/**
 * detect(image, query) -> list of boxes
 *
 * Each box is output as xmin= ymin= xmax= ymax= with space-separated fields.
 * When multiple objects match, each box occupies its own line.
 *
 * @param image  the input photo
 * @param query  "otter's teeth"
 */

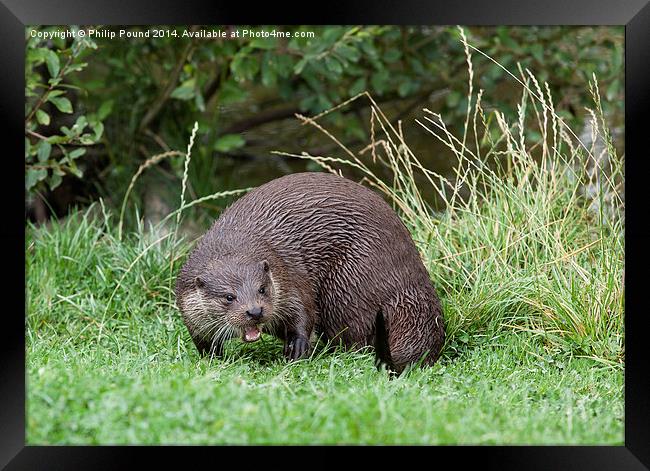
xmin=244 ymin=326 xmax=261 ymax=342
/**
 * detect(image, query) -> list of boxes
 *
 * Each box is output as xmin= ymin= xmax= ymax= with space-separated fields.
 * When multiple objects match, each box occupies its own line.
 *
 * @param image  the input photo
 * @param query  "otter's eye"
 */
xmin=225 ymin=294 xmax=235 ymax=303
xmin=258 ymin=286 xmax=266 ymax=294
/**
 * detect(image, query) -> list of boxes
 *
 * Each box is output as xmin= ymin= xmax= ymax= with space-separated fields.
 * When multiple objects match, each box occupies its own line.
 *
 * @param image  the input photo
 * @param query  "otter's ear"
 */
xmin=195 ymin=276 xmax=205 ymax=288
xmin=261 ymin=260 xmax=269 ymax=272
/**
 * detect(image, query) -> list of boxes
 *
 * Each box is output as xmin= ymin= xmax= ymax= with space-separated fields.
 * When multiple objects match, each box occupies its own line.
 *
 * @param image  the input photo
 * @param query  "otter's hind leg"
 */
xmin=379 ymin=299 xmax=444 ymax=374
xmin=374 ymin=310 xmax=394 ymax=370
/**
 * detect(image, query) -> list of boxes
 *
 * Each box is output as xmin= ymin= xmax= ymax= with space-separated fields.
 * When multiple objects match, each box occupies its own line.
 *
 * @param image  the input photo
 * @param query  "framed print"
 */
xmin=3 ymin=0 xmax=649 ymax=468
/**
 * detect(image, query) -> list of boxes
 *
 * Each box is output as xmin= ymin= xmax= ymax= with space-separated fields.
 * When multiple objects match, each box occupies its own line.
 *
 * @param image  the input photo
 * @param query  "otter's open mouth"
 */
xmin=242 ymin=325 xmax=262 ymax=342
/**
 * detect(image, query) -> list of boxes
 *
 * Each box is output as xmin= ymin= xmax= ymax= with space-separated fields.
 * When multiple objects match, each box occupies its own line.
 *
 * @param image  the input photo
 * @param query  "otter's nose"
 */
xmin=246 ymin=306 xmax=263 ymax=320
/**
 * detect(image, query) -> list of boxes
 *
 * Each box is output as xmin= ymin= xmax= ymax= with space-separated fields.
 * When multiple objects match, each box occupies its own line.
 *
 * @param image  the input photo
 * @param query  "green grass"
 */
xmin=27 ymin=324 xmax=623 ymax=444
xmin=25 ymin=171 xmax=624 ymax=445
xmin=26 ymin=209 xmax=622 ymax=444
xmin=26 ymin=37 xmax=624 ymax=444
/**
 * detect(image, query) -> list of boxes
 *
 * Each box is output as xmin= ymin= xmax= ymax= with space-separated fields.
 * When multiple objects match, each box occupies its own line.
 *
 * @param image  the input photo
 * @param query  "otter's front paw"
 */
xmin=284 ymin=336 xmax=310 ymax=361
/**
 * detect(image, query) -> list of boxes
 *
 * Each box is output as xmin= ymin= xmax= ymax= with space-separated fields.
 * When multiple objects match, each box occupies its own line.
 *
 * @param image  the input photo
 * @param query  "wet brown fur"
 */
xmin=175 ymin=172 xmax=445 ymax=373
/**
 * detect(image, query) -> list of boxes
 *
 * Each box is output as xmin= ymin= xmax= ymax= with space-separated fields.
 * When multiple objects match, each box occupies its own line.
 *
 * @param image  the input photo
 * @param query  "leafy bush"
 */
xmin=25 ymin=27 xmax=107 ymax=195
xmin=23 ymin=25 xmax=622 ymax=226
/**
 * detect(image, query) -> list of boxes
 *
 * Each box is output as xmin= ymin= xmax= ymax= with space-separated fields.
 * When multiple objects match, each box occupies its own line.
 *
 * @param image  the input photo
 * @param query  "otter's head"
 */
xmin=192 ymin=256 xmax=275 ymax=343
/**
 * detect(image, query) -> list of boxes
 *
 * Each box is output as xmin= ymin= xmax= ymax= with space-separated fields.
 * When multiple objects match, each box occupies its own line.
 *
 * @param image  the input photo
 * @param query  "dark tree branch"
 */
xmin=306 ymin=88 xmax=446 ymax=157
xmin=222 ymin=106 xmax=302 ymax=135
xmin=203 ymin=75 xmax=221 ymax=105
xmin=138 ymin=26 xmax=199 ymax=132
xmin=220 ymin=87 xmax=440 ymax=137
xmin=203 ymin=47 xmax=234 ymax=105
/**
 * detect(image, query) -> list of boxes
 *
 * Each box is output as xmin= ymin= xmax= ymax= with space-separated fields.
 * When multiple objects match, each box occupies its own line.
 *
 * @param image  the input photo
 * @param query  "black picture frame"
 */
xmin=3 ymin=1 xmax=649 ymax=468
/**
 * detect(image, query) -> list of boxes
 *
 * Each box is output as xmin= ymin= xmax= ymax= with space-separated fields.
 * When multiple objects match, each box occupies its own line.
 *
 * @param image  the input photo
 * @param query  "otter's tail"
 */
xmin=374 ymin=310 xmax=394 ymax=371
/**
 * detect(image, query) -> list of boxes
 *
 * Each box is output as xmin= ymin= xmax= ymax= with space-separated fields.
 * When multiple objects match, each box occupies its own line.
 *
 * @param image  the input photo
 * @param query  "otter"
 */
xmin=175 ymin=172 xmax=444 ymax=373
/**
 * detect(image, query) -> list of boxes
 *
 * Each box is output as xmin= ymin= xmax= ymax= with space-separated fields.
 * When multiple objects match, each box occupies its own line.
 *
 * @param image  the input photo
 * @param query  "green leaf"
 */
xmin=348 ymin=77 xmax=366 ymax=96
xmin=52 ymin=165 xmax=66 ymax=176
xmin=446 ymin=90 xmax=461 ymax=108
xmin=345 ymin=118 xmax=366 ymax=141
xmin=45 ymin=50 xmax=60 ymax=78
xmin=250 ymin=38 xmax=278 ymax=50
xmin=48 ymin=96 xmax=73 ymax=114
xmin=68 ymin=160 xmax=83 ymax=178
xmin=214 ymin=134 xmax=245 ymax=153
xmin=606 ymin=79 xmax=619 ymax=101
xmin=359 ymin=40 xmax=378 ymax=59
xmin=409 ymin=57 xmax=426 ymax=75
xmin=261 ymin=56 xmax=277 ymax=87
xmin=325 ymin=26 xmax=346 ymax=43
xmin=37 ymin=141 xmax=52 ymax=163
xmin=497 ymin=29 xmax=518 ymax=50
xmin=66 ymin=62 xmax=88 ymax=73
xmin=335 ymin=44 xmax=361 ymax=63
xmin=528 ymin=130 xmax=542 ymax=142
xmin=68 ymin=148 xmax=87 ymax=160
xmin=274 ymin=55 xmax=293 ymax=78
xmin=51 ymin=35 xmax=66 ymax=50
xmin=79 ymin=134 xmax=95 ymax=145
xmin=299 ymin=95 xmax=318 ymax=112
xmin=219 ymin=80 xmax=249 ymax=105
xmin=26 ymin=168 xmax=47 ymax=190
xmin=370 ymin=69 xmax=390 ymax=95
xmin=194 ymin=92 xmax=205 ymax=112
xmin=293 ymin=57 xmax=309 ymax=75
xmin=26 ymin=48 xmax=48 ymax=64
xmin=324 ymin=56 xmax=343 ymax=75
xmin=531 ymin=44 xmax=544 ymax=63
xmin=73 ymin=115 xmax=88 ymax=132
xmin=97 ymin=100 xmax=114 ymax=120
xmin=46 ymin=135 xmax=67 ymax=144
xmin=60 ymin=126 xmax=74 ymax=138
xmin=84 ymin=79 xmax=107 ymax=91
xmin=47 ymin=90 xmax=65 ymax=99
xmin=230 ymin=52 xmax=259 ymax=81
xmin=315 ymin=95 xmax=333 ymax=113
xmin=48 ymin=173 xmax=63 ymax=190
xmin=35 ymin=109 xmax=50 ymax=126
xmin=398 ymin=80 xmax=412 ymax=97
xmin=170 ymin=78 xmax=196 ymax=100
xmin=383 ymin=48 xmax=401 ymax=63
